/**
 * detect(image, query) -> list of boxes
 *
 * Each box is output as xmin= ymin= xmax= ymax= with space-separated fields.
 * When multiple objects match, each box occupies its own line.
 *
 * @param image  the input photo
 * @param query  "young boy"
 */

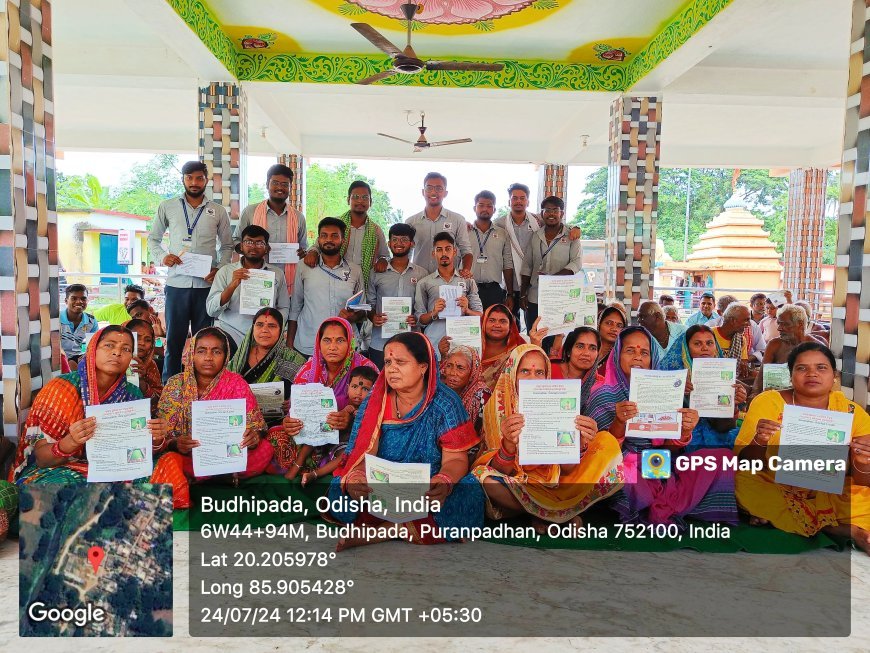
xmin=299 ymin=366 xmax=378 ymax=485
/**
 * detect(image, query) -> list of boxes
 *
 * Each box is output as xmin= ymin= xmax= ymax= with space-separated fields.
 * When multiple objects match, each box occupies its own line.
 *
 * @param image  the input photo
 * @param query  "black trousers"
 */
xmin=477 ymin=281 xmax=506 ymax=312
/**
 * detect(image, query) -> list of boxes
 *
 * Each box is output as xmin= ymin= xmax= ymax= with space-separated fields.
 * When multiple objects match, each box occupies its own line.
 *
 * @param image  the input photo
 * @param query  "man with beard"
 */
xmin=405 ymin=172 xmax=473 ymax=275
xmin=287 ymin=217 xmax=365 ymax=358
xmin=366 ymin=223 xmax=428 ymax=368
xmin=236 ymin=164 xmax=308 ymax=298
xmin=415 ymin=232 xmax=483 ymax=359
xmin=148 ymin=160 xmax=233 ymax=381
xmin=469 ymin=190 xmax=514 ymax=311
xmin=207 ymin=225 xmax=289 ymax=348
xmin=751 ymin=304 xmax=820 ymax=397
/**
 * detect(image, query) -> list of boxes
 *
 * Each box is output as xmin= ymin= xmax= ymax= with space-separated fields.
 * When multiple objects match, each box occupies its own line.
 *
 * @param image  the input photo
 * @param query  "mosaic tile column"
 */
xmin=605 ymin=96 xmax=661 ymax=320
xmin=832 ymin=0 xmax=870 ymax=410
xmin=537 ymin=163 xmax=567 ymax=201
xmin=0 ymin=0 xmax=59 ymax=443
xmin=783 ymin=168 xmax=827 ymax=313
xmin=198 ymin=82 xmax=247 ymax=225
xmin=277 ymin=153 xmax=305 ymax=213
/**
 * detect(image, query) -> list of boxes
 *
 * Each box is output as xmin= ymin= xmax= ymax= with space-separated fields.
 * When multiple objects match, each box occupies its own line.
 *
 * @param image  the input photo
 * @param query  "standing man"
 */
xmin=367 ymin=223 xmax=428 ymax=368
xmin=207 ymin=225 xmax=290 ymax=348
xmin=60 ymin=284 xmax=98 ymax=364
xmin=519 ymin=196 xmax=583 ymax=333
xmin=495 ymin=183 xmax=539 ymax=328
xmin=469 ymin=190 xmax=514 ymax=311
xmin=287 ymin=217 xmax=365 ymax=358
xmin=685 ymin=291 xmax=717 ymax=327
xmin=148 ymin=160 xmax=233 ymax=381
xmin=236 ymin=163 xmax=308 ymax=300
xmin=405 ymin=172 xmax=473 ymax=276
xmin=415 ymin=232 xmax=483 ymax=358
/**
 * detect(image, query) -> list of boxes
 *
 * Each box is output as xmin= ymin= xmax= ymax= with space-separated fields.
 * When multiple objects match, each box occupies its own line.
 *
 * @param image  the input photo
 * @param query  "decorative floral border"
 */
xmin=167 ymin=0 xmax=734 ymax=92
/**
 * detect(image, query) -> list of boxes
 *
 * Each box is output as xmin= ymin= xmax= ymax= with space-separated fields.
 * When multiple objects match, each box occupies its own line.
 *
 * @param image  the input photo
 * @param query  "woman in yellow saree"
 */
xmin=472 ymin=343 xmax=625 ymax=532
xmin=735 ymin=341 xmax=870 ymax=553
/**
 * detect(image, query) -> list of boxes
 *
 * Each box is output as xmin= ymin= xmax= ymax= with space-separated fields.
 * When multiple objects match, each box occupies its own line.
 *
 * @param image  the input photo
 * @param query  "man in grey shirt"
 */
xmin=469 ymin=190 xmax=514 ymax=311
xmin=148 ymin=161 xmax=233 ymax=381
xmin=206 ymin=225 xmax=289 ymax=348
xmin=415 ymin=231 xmax=483 ymax=360
xmin=287 ymin=217 xmax=366 ymax=358
xmin=405 ymin=172 xmax=473 ymax=276
xmin=367 ymin=223 xmax=428 ymax=368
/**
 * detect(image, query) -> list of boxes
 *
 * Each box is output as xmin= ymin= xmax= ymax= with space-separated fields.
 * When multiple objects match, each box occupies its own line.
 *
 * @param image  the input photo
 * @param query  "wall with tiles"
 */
xmin=0 ymin=0 xmax=58 ymax=442
xmin=832 ymin=0 xmax=870 ymax=410
xmin=605 ymin=95 xmax=661 ymax=320
xmin=783 ymin=168 xmax=828 ymax=313
xmin=277 ymin=153 xmax=305 ymax=214
xmin=537 ymin=163 xmax=567 ymax=202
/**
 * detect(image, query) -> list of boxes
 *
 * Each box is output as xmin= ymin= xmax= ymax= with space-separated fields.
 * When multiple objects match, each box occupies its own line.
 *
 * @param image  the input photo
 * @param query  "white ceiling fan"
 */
xmin=378 ymin=111 xmax=472 ymax=152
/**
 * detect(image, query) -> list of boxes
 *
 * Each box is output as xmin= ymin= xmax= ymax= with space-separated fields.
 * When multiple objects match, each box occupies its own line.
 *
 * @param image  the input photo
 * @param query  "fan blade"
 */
xmin=377 ymin=133 xmax=416 ymax=145
xmin=351 ymin=23 xmax=403 ymax=57
xmin=426 ymin=61 xmax=504 ymax=72
xmin=429 ymin=138 xmax=473 ymax=147
xmin=356 ymin=70 xmax=398 ymax=85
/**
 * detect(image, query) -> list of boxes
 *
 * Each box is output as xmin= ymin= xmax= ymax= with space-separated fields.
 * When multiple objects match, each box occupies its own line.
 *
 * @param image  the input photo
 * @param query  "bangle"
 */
xmin=431 ymin=472 xmax=454 ymax=493
xmin=153 ymin=434 xmax=167 ymax=451
xmin=852 ymin=458 xmax=870 ymax=474
xmin=51 ymin=438 xmax=79 ymax=459
xmin=495 ymin=447 xmax=516 ymax=464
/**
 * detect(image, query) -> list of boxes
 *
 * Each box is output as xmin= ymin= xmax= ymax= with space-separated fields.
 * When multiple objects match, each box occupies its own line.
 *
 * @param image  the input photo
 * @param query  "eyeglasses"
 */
xmin=350 ymin=194 xmax=370 ymax=201
xmin=424 ymin=185 xmax=446 ymax=192
xmin=541 ymin=208 xmax=563 ymax=215
xmin=390 ymin=237 xmax=412 ymax=244
xmin=242 ymin=239 xmax=268 ymax=247
xmin=269 ymin=181 xmax=291 ymax=189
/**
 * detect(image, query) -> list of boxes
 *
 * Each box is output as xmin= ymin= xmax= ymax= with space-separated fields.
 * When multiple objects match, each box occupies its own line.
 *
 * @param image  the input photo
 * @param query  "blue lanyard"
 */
xmin=540 ymin=227 xmax=564 ymax=262
xmin=474 ymin=227 xmax=494 ymax=255
xmin=318 ymin=259 xmax=349 ymax=282
xmin=181 ymin=199 xmax=207 ymax=237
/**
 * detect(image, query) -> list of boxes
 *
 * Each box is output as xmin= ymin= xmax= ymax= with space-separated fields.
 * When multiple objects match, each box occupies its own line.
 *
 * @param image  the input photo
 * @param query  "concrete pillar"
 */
xmin=537 ymin=163 xmax=567 ymax=203
xmin=198 ymin=82 xmax=247 ymax=229
xmin=832 ymin=0 xmax=870 ymax=409
xmin=783 ymin=168 xmax=828 ymax=313
xmin=0 ymin=0 xmax=59 ymax=442
xmin=277 ymin=153 xmax=305 ymax=214
xmin=605 ymin=96 xmax=661 ymax=320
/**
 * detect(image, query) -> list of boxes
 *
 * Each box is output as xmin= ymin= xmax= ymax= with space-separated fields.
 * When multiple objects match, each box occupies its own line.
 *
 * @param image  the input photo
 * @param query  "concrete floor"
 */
xmin=2 ymin=531 xmax=869 ymax=652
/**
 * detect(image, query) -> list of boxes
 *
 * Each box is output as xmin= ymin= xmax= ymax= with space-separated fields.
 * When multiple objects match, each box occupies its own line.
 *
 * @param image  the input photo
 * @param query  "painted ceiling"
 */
xmin=166 ymin=0 xmax=733 ymax=91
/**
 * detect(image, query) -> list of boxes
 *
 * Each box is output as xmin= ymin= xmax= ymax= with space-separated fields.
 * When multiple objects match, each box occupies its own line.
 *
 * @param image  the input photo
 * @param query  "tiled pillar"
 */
xmin=832 ymin=0 xmax=870 ymax=409
xmin=783 ymin=168 xmax=827 ymax=313
xmin=277 ymin=153 xmax=305 ymax=213
xmin=605 ymin=96 xmax=661 ymax=320
xmin=198 ymin=82 xmax=247 ymax=228
xmin=537 ymin=163 xmax=567 ymax=202
xmin=0 ymin=0 xmax=59 ymax=442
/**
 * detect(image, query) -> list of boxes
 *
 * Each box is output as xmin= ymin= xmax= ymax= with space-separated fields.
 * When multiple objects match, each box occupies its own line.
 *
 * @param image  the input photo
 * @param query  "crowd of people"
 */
xmin=5 ymin=160 xmax=870 ymax=555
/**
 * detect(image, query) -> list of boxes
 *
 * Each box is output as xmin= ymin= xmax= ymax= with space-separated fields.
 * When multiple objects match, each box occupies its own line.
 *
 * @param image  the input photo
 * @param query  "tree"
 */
xmin=570 ymin=167 xmax=607 ymax=239
xmin=112 ymin=154 xmax=184 ymax=218
xmin=248 ymin=183 xmax=266 ymax=204
xmin=56 ymin=173 xmax=112 ymax=210
xmin=304 ymin=162 xmax=398 ymax=232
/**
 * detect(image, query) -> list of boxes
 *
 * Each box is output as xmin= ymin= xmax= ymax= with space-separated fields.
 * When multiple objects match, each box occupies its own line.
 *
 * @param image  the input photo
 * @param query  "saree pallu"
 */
xmin=733 ymin=390 xmax=870 ymax=535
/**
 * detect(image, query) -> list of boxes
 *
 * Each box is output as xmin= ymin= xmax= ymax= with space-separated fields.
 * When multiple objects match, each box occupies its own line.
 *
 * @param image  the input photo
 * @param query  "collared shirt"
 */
xmin=651 ymin=320 xmax=687 ymax=359
xmin=93 ymin=303 xmax=131 ymax=325
xmin=405 ymin=207 xmax=473 ymax=273
xmin=469 ymin=222 xmax=513 ymax=285
xmin=205 ymin=259 xmax=290 ymax=347
xmin=520 ymin=225 xmax=583 ymax=303
xmin=288 ymin=257 xmax=362 ymax=356
xmin=367 ymin=259 xmax=428 ymax=352
xmin=494 ymin=211 xmax=540 ymax=291
xmin=148 ymin=196 xmax=233 ymax=288
xmin=685 ymin=310 xmax=717 ymax=327
xmin=59 ymin=309 xmax=98 ymax=358
xmin=236 ymin=202 xmax=308 ymax=252
xmin=414 ymin=270 xmax=483 ymax=353
xmin=344 ymin=220 xmax=389 ymax=268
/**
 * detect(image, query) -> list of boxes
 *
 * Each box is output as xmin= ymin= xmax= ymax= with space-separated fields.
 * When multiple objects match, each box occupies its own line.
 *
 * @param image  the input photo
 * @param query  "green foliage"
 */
xmin=248 ymin=183 xmax=266 ymax=204
xmin=304 ymin=162 xmax=399 ymax=233
xmin=56 ymin=173 xmax=112 ymax=210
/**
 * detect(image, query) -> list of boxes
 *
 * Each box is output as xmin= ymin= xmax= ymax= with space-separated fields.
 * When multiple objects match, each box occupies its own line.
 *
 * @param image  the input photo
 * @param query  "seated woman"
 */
xmin=227 ymin=307 xmax=305 ymax=426
xmin=276 ymin=317 xmax=377 ymax=480
xmin=479 ymin=304 xmax=526 ymax=392
xmin=124 ymin=318 xmax=163 ymax=416
xmin=328 ymin=331 xmax=484 ymax=549
xmin=12 ymin=326 xmax=167 ymax=485
xmin=473 ymin=344 xmax=624 ymax=533
xmin=151 ymin=327 xmax=272 ymax=509
xmin=531 ymin=325 xmax=602 ymax=413
xmin=735 ymin=341 xmax=870 ymax=552
xmin=440 ymin=343 xmax=489 ymax=439
xmin=681 ymin=324 xmax=747 ymax=451
xmin=596 ymin=304 xmax=627 ymax=375
xmin=585 ymin=326 xmax=737 ymax=526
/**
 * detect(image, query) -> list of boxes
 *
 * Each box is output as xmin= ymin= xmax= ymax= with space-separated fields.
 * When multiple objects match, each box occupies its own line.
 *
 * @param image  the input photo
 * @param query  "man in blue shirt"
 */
xmin=685 ymin=291 xmax=717 ymax=327
xmin=60 ymin=284 xmax=98 ymax=363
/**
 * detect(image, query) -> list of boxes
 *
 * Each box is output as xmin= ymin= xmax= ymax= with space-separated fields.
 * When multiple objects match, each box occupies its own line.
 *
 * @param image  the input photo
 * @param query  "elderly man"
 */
xmin=637 ymin=300 xmax=685 ymax=359
xmin=751 ymin=304 xmax=820 ymax=397
xmin=712 ymin=303 xmax=753 ymax=380
xmin=708 ymin=294 xmax=766 ymax=361
xmin=685 ymin=291 xmax=716 ymax=327
xmin=663 ymin=305 xmax=681 ymax=324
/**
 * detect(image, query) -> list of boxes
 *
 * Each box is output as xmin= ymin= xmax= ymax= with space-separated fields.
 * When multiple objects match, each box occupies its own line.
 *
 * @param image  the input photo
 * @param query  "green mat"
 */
xmin=173 ymin=476 xmax=845 ymax=554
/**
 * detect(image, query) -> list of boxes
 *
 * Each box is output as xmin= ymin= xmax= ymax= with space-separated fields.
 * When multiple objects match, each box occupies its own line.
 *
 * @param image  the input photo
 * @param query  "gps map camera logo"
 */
xmin=641 ymin=449 xmax=671 ymax=480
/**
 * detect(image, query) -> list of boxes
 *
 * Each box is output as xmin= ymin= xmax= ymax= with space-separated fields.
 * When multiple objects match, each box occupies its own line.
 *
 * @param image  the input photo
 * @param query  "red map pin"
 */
xmin=87 ymin=545 xmax=105 ymax=573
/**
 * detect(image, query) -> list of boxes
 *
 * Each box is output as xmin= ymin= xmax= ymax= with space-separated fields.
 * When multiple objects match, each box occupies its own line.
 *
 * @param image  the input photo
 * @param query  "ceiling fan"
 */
xmin=351 ymin=2 xmax=504 ymax=85
xmin=378 ymin=111 xmax=472 ymax=152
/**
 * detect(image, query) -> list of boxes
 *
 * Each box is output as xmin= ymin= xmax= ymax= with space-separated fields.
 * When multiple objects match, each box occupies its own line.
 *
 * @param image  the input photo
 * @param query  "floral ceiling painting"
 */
xmin=345 ymin=1 xmax=541 ymax=24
